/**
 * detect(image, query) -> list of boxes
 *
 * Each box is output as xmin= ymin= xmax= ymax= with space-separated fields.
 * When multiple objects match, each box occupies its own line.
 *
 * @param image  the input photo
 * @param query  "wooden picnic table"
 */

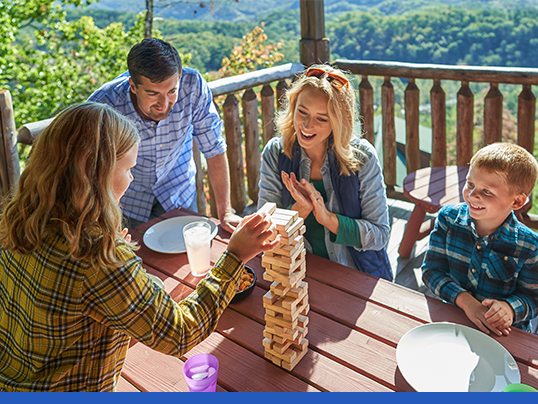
xmin=117 ymin=208 xmax=538 ymax=392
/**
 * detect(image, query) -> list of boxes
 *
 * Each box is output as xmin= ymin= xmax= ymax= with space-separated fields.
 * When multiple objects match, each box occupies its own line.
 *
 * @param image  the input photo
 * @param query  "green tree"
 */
xmin=1 ymin=0 xmax=146 ymax=126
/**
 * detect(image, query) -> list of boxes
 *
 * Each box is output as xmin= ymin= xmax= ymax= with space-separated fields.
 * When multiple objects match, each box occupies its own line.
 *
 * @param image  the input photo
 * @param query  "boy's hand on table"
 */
xmin=456 ymin=292 xmax=505 ymax=336
xmin=483 ymin=299 xmax=514 ymax=336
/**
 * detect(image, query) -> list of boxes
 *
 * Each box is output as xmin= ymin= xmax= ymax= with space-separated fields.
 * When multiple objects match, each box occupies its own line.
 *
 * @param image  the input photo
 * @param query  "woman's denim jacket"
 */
xmin=258 ymin=137 xmax=392 ymax=281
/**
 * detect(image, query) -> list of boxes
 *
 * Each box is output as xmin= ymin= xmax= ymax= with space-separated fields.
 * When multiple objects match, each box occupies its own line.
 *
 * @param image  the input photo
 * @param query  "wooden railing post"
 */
xmin=0 ymin=90 xmax=19 ymax=197
xmin=242 ymin=88 xmax=261 ymax=205
xmin=457 ymin=81 xmax=474 ymax=166
xmin=404 ymin=78 xmax=420 ymax=173
xmin=359 ymin=75 xmax=374 ymax=145
xmin=517 ymin=84 xmax=536 ymax=153
xmin=261 ymin=84 xmax=275 ymax=146
xmin=276 ymin=79 xmax=289 ymax=112
xmin=484 ymin=83 xmax=503 ymax=145
xmin=430 ymin=79 xmax=446 ymax=167
xmin=223 ymin=93 xmax=247 ymax=214
xmin=382 ymin=77 xmax=396 ymax=191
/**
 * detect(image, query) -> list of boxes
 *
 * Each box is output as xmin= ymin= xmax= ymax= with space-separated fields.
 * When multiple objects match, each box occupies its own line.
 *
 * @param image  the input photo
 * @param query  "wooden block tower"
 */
xmin=258 ymin=202 xmax=309 ymax=371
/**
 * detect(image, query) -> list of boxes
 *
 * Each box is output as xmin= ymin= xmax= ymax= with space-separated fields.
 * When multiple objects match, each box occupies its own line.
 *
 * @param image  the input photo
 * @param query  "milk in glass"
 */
xmin=183 ymin=221 xmax=211 ymax=277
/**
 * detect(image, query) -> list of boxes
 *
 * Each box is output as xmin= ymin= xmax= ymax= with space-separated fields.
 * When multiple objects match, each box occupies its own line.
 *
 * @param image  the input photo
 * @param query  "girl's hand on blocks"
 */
xmin=456 ymin=292 xmax=504 ymax=336
xmin=483 ymin=299 xmax=514 ymax=336
xmin=227 ymin=213 xmax=280 ymax=264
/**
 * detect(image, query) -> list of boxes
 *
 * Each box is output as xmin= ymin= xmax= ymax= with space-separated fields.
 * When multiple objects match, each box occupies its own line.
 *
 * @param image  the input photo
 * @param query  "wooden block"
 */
xmin=262 ymin=337 xmax=274 ymax=350
xmin=287 ymin=282 xmax=308 ymax=300
xmin=263 ymin=290 xmax=279 ymax=306
xmin=262 ymin=250 xmax=306 ymax=270
xmin=273 ymin=208 xmax=299 ymax=220
xmin=271 ymin=241 xmax=304 ymax=258
xmin=264 ymin=263 xmax=305 ymax=288
xmin=265 ymin=324 xmax=299 ymax=341
xmin=298 ymin=314 xmax=309 ymax=328
xmin=291 ymin=337 xmax=309 ymax=352
xmin=264 ymin=351 xmax=282 ymax=367
xmin=263 ymin=330 xmax=286 ymax=345
xmin=265 ymin=345 xmax=298 ymax=363
xmin=265 ymin=312 xmax=298 ymax=330
xmin=292 ymin=326 xmax=308 ymax=344
xmin=273 ymin=338 xmax=293 ymax=355
xmin=272 ymin=215 xmax=295 ymax=232
xmin=281 ymin=343 xmax=309 ymax=371
xmin=258 ymin=202 xmax=277 ymax=216
xmin=281 ymin=217 xmax=304 ymax=236
xmin=266 ymin=308 xmax=277 ymax=317
xmin=270 ymin=281 xmax=291 ymax=297
xmin=282 ymin=283 xmax=308 ymax=309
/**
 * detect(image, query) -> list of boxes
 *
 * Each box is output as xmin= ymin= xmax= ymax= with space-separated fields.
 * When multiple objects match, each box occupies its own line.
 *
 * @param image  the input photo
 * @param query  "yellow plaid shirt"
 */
xmin=0 ymin=232 xmax=244 ymax=391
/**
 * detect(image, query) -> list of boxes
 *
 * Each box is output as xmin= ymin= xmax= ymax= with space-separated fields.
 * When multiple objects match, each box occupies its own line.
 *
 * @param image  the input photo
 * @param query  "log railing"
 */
xmin=7 ymin=60 xmax=538 ymax=222
xmin=333 ymin=60 xmax=538 ymax=212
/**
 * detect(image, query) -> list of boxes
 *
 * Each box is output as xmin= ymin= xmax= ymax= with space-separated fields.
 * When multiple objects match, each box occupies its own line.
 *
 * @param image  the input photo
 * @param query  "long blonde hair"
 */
xmin=277 ymin=64 xmax=363 ymax=175
xmin=0 ymin=102 xmax=140 ymax=267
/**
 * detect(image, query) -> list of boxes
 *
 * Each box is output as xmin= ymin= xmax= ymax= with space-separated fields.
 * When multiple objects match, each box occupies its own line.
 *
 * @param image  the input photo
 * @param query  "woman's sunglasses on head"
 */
xmin=305 ymin=67 xmax=349 ymax=90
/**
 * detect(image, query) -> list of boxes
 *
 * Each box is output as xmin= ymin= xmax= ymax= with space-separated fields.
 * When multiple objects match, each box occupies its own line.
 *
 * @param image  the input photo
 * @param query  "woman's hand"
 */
xmin=227 ymin=213 xmax=280 ymax=264
xmin=281 ymin=171 xmax=313 ymax=219
xmin=301 ymin=179 xmax=340 ymax=235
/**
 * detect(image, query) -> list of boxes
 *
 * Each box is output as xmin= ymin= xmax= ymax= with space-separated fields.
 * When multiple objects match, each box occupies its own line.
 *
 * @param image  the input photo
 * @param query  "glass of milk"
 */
xmin=183 ymin=221 xmax=212 ymax=277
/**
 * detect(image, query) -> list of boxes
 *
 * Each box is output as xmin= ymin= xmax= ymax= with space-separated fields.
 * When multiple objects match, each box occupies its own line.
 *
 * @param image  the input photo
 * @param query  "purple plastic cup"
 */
xmin=182 ymin=353 xmax=219 ymax=392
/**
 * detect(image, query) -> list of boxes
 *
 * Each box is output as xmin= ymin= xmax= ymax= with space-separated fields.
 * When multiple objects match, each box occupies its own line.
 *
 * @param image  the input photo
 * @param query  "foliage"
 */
xmin=219 ymin=23 xmax=284 ymax=77
xmin=1 ymin=0 xmax=149 ymax=127
xmin=328 ymin=6 xmax=538 ymax=68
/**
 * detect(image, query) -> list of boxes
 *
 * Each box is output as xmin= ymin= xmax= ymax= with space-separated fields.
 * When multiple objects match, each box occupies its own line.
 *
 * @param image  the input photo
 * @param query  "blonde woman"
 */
xmin=258 ymin=65 xmax=392 ymax=280
xmin=0 ymin=102 xmax=278 ymax=391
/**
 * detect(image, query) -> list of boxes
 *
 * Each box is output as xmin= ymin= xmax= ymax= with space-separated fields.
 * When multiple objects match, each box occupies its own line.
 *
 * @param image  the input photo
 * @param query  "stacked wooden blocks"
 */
xmin=259 ymin=202 xmax=309 ymax=371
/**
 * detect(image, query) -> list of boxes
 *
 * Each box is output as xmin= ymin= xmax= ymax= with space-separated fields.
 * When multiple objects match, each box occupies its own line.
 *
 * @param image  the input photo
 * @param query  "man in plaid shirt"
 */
xmin=422 ymin=143 xmax=538 ymax=335
xmin=88 ymin=38 xmax=241 ymax=232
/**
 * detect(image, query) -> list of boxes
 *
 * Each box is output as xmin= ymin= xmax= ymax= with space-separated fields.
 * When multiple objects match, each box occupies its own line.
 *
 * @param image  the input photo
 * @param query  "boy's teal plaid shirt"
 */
xmin=422 ymin=203 xmax=538 ymax=332
xmin=0 ymin=233 xmax=243 ymax=391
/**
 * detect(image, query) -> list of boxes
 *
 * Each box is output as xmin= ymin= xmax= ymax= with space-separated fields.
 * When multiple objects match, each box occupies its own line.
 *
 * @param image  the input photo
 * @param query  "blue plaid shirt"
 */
xmin=87 ymin=69 xmax=226 ymax=222
xmin=421 ymin=203 xmax=538 ymax=332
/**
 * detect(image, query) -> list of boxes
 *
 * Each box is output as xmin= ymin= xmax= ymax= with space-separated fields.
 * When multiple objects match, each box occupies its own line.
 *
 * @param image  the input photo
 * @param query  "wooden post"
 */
xmin=405 ymin=78 xmax=420 ymax=174
xmin=382 ymin=77 xmax=396 ymax=191
xmin=242 ymin=88 xmax=261 ymax=205
xmin=0 ymin=90 xmax=20 ymax=197
xmin=359 ymin=75 xmax=374 ymax=145
xmin=484 ymin=83 xmax=503 ymax=145
xmin=299 ymin=0 xmax=330 ymax=66
xmin=430 ymin=79 xmax=446 ymax=167
xmin=223 ymin=93 xmax=247 ymax=214
xmin=457 ymin=81 xmax=474 ymax=166
xmin=261 ymin=84 xmax=275 ymax=146
xmin=517 ymin=84 xmax=536 ymax=153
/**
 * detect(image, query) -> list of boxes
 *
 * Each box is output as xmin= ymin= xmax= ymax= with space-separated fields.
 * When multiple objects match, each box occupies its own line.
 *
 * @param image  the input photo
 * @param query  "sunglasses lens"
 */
xmin=306 ymin=67 xmax=348 ymax=89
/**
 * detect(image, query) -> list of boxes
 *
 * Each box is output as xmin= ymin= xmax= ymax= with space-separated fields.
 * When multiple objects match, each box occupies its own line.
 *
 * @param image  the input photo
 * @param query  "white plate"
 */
xmin=143 ymin=216 xmax=218 ymax=254
xmin=396 ymin=322 xmax=520 ymax=392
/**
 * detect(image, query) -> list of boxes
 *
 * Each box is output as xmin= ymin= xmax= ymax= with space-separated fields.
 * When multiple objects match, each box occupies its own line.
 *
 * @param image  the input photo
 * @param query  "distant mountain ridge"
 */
xmin=88 ymin=0 xmax=538 ymax=21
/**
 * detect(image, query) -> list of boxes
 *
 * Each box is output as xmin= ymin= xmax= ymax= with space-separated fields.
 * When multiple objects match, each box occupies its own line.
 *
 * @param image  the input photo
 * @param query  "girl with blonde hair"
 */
xmin=258 ymin=65 xmax=391 ymax=280
xmin=0 ymin=102 xmax=278 ymax=391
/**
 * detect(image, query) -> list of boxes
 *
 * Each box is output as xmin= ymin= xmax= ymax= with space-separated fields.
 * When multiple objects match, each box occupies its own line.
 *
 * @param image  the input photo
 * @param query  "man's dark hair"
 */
xmin=127 ymin=38 xmax=182 ymax=85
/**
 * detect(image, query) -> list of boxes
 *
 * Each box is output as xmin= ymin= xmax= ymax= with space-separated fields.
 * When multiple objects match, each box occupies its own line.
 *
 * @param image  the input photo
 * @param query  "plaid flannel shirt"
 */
xmin=87 ymin=68 xmax=226 ymax=222
xmin=0 ymin=233 xmax=243 ymax=391
xmin=421 ymin=203 xmax=538 ymax=332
